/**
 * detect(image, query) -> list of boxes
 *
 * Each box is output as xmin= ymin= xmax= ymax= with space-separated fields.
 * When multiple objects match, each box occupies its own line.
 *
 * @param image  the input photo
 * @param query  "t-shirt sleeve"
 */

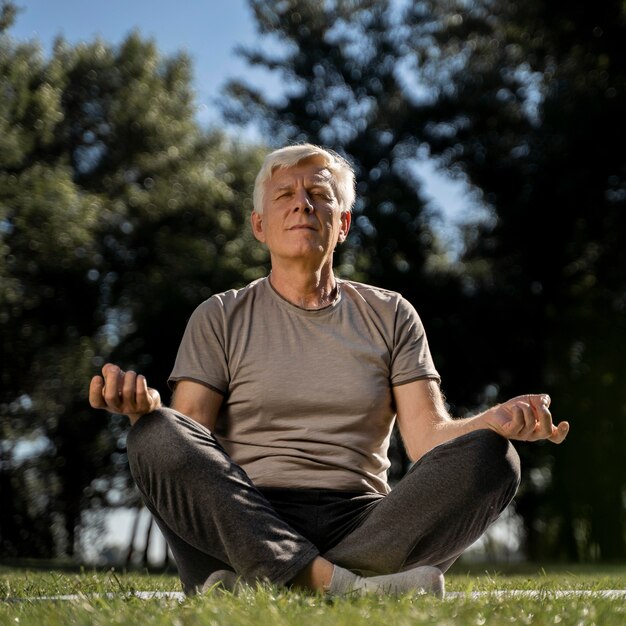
xmin=168 ymin=297 xmax=229 ymax=394
xmin=390 ymin=297 xmax=440 ymax=385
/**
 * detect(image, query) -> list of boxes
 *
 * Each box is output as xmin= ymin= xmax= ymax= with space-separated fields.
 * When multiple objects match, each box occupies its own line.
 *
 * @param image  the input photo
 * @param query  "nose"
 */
xmin=293 ymin=188 xmax=314 ymax=214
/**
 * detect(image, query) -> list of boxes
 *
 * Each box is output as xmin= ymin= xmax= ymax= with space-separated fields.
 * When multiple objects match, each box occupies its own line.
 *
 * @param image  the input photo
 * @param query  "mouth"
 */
xmin=288 ymin=224 xmax=317 ymax=231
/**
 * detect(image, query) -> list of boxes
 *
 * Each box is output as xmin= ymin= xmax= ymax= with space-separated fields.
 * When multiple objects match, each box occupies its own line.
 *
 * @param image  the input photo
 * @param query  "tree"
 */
xmin=224 ymin=0 xmax=626 ymax=559
xmin=0 ymin=3 xmax=267 ymax=559
xmin=0 ymin=2 xmax=105 ymax=556
xmin=415 ymin=0 xmax=626 ymax=561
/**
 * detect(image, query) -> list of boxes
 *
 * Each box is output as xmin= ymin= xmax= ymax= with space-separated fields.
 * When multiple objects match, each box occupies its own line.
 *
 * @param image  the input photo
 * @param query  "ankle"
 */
xmin=290 ymin=557 xmax=335 ymax=591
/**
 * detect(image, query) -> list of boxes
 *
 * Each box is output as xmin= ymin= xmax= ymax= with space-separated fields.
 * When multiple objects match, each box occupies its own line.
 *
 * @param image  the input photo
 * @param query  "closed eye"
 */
xmin=309 ymin=189 xmax=333 ymax=201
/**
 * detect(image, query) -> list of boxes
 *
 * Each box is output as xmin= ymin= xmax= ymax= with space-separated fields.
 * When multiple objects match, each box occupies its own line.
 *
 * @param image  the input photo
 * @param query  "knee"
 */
xmin=459 ymin=429 xmax=521 ymax=497
xmin=127 ymin=408 xmax=174 ymax=453
xmin=126 ymin=408 xmax=194 ymax=473
xmin=126 ymin=407 xmax=227 ymax=484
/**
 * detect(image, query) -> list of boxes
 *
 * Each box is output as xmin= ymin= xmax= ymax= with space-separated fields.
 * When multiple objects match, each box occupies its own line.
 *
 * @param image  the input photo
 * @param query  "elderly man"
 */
xmin=89 ymin=144 xmax=569 ymax=598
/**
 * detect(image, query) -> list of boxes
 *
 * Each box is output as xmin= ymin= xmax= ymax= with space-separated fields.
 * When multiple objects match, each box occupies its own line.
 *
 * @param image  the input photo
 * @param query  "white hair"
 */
xmin=253 ymin=144 xmax=356 ymax=214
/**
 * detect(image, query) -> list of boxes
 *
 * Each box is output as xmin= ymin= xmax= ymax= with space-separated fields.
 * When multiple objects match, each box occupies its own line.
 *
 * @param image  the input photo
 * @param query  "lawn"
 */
xmin=1 ymin=564 xmax=625 ymax=625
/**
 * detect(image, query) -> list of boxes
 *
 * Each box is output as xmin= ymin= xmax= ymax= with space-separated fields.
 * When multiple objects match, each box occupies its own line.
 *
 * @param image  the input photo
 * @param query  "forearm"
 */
xmin=396 ymin=380 xmax=569 ymax=462
xmin=415 ymin=395 xmax=569 ymax=459
xmin=412 ymin=412 xmax=491 ymax=461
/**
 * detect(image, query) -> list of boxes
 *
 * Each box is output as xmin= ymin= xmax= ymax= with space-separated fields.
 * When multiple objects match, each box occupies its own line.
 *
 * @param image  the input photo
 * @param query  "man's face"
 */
xmin=251 ymin=158 xmax=351 ymax=267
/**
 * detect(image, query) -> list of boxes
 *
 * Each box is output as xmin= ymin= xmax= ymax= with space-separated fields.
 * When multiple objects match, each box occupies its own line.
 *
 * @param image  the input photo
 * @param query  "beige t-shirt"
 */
xmin=169 ymin=277 xmax=440 ymax=494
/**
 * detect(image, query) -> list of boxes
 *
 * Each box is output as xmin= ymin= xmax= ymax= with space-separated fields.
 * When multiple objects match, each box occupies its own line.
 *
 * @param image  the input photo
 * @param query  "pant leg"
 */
xmin=126 ymin=408 xmax=319 ymax=593
xmin=323 ymin=429 xmax=521 ymax=575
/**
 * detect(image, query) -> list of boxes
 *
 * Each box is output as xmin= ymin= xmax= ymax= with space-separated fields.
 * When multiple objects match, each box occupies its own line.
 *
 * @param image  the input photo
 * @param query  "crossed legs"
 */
xmin=126 ymin=408 xmax=520 ymax=594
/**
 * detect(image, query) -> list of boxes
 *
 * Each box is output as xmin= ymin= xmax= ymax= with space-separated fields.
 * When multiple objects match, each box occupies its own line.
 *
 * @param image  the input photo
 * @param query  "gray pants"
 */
xmin=127 ymin=408 xmax=520 ymax=594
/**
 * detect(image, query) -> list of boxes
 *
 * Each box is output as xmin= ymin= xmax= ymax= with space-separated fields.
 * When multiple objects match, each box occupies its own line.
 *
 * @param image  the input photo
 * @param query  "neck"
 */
xmin=269 ymin=263 xmax=338 ymax=310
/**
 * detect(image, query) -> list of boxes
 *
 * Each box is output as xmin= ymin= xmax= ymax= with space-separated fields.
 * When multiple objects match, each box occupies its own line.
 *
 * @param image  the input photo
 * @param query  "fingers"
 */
xmin=503 ymin=393 xmax=569 ymax=444
xmin=527 ymin=394 xmax=570 ymax=444
xmin=135 ymin=374 xmax=148 ymax=406
xmin=548 ymin=421 xmax=570 ymax=444
xmin=89 ymin=363 xmax=157 ymax=418
xmin=103 ymin=363 xmax=125 ymax=411
xmin=498 ymin=400 xmax=535 ymax=439
xmin=529 ymin=394 xmax=554 ymax=440
xmin=88 ymin=375 xmax=106 ymax=409
xmin=123 ymin=370 xmax=138 ymax=407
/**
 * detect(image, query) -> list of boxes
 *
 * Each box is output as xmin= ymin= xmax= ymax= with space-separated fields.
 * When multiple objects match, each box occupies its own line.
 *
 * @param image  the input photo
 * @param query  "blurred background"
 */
xmin=1 ymin=0 xmax=624 ymax=570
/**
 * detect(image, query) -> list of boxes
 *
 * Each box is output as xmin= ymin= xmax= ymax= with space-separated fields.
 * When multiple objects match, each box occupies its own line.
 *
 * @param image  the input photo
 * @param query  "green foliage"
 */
xmin=419 ymin=0 xmax=626 ymax=561
xmin=225 ymin=0 xmax=626 ymax=561
xmin=0 ymin=2 xmax=267 ymax=559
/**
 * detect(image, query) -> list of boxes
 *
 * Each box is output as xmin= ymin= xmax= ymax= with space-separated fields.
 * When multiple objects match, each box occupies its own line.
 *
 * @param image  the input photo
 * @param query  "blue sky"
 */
xmin=9 ymin=0 xmax=269 ymax=127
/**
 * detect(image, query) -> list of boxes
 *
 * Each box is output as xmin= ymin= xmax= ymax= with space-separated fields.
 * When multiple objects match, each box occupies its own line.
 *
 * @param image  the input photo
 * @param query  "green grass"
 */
xmin=1 ymin=564 xmax=625 ymax=625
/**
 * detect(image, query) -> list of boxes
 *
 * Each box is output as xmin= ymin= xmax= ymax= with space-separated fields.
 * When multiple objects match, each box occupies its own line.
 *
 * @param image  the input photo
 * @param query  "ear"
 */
xmin=337 ymin=211 xmax=351 ymax=244
xmin=251 ymin=211 xmax=266 ymax=243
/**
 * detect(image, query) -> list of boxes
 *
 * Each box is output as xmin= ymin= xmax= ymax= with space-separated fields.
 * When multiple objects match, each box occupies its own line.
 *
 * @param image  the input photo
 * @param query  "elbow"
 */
xmin=401 ymin=419 xmax=448 ymax=463
xmin=401 ymin=436 xmax=428 ymax=462
xmin=405 ymin=444 xmax=426 ymax=464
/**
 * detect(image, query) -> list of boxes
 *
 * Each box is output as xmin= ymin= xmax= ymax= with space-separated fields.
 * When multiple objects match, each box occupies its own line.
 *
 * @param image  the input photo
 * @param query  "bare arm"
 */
xmin=394 ymin=379 xmax=569 ymax=462
xmin=170 ymin=379 xmax=223 ymax=430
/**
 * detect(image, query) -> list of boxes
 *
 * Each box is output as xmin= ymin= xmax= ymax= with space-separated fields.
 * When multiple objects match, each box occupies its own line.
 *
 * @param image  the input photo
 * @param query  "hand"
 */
xmin=481 ymin=394 xmax=569 ymax=444
xmin=89 ymin=363 xmax=161 ymax=425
